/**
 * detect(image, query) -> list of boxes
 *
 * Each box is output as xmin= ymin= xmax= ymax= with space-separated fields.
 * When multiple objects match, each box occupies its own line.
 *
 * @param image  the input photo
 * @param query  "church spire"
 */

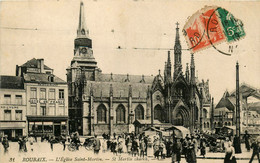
xmin=185 ymin=63 xmax=190 ymax=81
xmin=77 ymin=2 xmax=89 ymax=38
xmin=174 ymin=22 xmax=182 ymax=80
xmin=190 ymin=53 xmax=195 ymax=84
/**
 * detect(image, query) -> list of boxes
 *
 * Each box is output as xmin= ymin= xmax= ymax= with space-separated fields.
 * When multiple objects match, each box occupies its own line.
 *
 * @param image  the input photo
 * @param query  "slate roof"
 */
xmin=23 ymin=73 xmax=66 ymax=84
xmin=21 ymin=58 xmax=52 ymax=70
xmin=95 ymin=73 xmax=154 ymax=84
xmin=84 ymin=80 xmax=151 ymax=98
xmin=0 ymin=75 xmax=24 ymax=89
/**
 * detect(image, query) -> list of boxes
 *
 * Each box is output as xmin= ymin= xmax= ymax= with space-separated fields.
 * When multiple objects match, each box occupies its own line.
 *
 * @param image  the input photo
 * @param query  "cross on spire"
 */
xmin=176 ymin=22 xmax=179 ymax=29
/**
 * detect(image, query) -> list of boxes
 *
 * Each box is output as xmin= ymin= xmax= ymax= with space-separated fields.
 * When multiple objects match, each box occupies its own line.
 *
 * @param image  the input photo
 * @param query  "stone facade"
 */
xmin=0 ymin=76 xmax=26 ymax=140
xmin=67 ymin=2 xmax=212 ymax=136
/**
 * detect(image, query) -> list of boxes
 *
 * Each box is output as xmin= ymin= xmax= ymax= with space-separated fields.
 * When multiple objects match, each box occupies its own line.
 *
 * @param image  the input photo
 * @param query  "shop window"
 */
xmin=15 ymin=95 xmax=22 ymax=105
xmin=40 ymin=88 xmax=46 ymax=99
xmin=4 ymin=110 xmax=11 ymax=120
xmin=4 ymin=94 xmax=11 ymax=104
xmin=15 ymin=110 xmax=22 ymax=120
xmin=59 ymin=89 xmax=64 ymax=99
xmin=49 ymin=89 xmax=55 ymax=100
xmin=30 ymin=88 xmax=37 ymax=99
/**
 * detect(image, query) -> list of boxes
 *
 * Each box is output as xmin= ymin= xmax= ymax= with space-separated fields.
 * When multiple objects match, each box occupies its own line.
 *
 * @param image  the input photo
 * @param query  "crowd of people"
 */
xmin=1 ymin=131 xmax=260 ymax=163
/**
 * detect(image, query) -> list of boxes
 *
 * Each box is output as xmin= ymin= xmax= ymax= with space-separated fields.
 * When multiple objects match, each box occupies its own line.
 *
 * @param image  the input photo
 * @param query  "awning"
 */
xmin=165 ymin=126 xmax=190 ymax=138
xmin=27 ymin=116 xmax=68 ymax=121
xmin=0 ymin=121 xmax=26 ymax=129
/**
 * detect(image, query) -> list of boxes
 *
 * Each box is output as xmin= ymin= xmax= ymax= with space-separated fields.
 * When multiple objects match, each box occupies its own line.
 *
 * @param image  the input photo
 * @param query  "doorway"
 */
xmin=54 ymin=125 xmax=61 ymax=136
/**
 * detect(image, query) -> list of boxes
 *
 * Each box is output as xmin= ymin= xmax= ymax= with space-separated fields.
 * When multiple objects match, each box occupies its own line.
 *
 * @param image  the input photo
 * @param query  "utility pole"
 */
xmin=235 ymin=61 xmax=242 ymax=153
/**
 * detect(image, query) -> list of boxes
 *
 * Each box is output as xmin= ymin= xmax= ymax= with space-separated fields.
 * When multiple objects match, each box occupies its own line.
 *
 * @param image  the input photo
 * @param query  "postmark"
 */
xmin=183 ymin=6 xmax=245 ymax=55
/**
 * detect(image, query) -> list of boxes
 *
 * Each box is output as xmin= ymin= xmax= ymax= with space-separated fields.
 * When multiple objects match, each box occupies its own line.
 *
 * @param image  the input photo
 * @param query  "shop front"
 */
xmin=0 ymin=121 xmax=26 ymax=141
xmin=27 ymin=116 xmax=68 ymax=137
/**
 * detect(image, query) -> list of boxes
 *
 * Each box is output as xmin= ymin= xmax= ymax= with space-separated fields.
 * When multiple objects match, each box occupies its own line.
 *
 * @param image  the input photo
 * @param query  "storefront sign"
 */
xmin=29 ymin=99 xmax=38 ymax=104
xmin=49 ymin=100 xmax=56 ymax=104
xmin=58 ymin=100 xmax=65 ymax=105
xmin=0 ymin=106 xmax=18 ymax=109
xmin=39 ymin=99 xmax=47 ymax=104
xmin=38 ymin=83 xmax=58 ymax=86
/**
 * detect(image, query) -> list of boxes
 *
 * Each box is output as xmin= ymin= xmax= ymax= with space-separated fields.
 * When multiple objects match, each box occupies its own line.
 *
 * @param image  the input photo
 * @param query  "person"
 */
xmin=61 ymin=134 xmax=66 ymax=151
xmin=139 ymin=138 xmax=146 ymax=158
xmin=200 ymin=137 xmax=206 ymax=158
xmin=186 ymin=137 xmax=196 ymax=163
xmin=159 ymin=139 xmax=165 ymax=159
xmin=132 ymin=138 xmax=138 ymax=157
xmin=118 ymin=141 xmax=123 ymax=154
xmin=22 ymin=136 xmax=28 ymax=152
xmin=49 ymin=136 xmax=55 ymax=151
xmin=71 ymin=133 xmax=80 ymax=150
xmin=153 ymin=137 xmax=160 ymax=159
xmin=224 ymin=142 xmax=237 ymax=163
xmin=243 ymin=130 xmax=251 ymax=151
xmin=18 ymin=136 xmax=23 ymax=152
xmin=182 ymin=137 xmax=188 ymax=161
xmin=233 ymin=135 xmax=241 ymax=154
xmin=28 ymin=135 xmax=35 ymax=152
xmin=249 ymin=138 xmax=260 ymax=163
xmin=2 ymin=135 xmax=9 ymax=153
xmin=93 ymin=135 xmax=101 ymax=154
xmin=172 ymin=138 xmax=182 ymax=163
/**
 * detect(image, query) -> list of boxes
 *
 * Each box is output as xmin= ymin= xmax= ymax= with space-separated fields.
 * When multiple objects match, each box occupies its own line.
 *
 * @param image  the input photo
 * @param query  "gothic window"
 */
xmin=135 ymin=105 xmax=144 ymax=120
xmin=97 ymin=104 xmax=106 ymax=123
xmin=195 ymin=107 xmax=199 ymax=121
xmin=116 ymin=104 xmax=125 ymax=123
xmin=154 ymin=105 xmax=163 ymax=122
xmin=203 ymin=109 xmax=208 ymax=118
xmin=207 ymin=122 xmax=210 ymax=128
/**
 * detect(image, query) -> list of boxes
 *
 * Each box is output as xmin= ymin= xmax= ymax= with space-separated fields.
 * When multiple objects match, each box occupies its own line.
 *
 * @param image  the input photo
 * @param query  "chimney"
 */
xmin=37 ymin=59 xmax=44 ymax=73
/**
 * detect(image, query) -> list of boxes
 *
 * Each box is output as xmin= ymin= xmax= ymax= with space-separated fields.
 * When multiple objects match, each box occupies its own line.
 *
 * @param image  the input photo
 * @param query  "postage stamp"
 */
xmin=183 ymin=6 xmax=245 ymax=54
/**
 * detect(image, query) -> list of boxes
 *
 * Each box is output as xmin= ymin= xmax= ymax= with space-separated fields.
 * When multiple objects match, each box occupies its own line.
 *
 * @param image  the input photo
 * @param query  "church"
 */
xmin=66 ymin=2 xmax=212 ymax=136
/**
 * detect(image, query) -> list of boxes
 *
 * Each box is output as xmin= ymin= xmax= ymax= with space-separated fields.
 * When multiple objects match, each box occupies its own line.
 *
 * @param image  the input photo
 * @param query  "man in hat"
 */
xmin=249 ymin=138 xmax=260 ymax=163
xmin=243 ymin=130 xmax=251 ymax=151
xmin=2 ymin=135 xmax=9 ymax=153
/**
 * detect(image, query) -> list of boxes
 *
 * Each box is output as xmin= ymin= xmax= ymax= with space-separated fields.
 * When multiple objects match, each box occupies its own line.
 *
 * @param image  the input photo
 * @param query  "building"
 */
xmin=215 ymin=84 xmax=260 ymax=134
xmin=67 ymin=2 xmax=212 ymax=136
xmin=16 ymin=58 xmax=69 ymax=137
xmin=0 ymin=76 xmax=26 ymax=140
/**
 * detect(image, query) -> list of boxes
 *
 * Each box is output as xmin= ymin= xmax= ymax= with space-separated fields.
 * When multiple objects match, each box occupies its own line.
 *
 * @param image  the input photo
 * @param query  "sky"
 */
xmin=0 ymin=0 xmax=259 ymax=103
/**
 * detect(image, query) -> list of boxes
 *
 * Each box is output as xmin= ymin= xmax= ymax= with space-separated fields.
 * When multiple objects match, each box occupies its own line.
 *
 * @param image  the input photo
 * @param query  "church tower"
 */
xmin=71 ymin=1 xmax=97 ymax=81
xmin=173 ymin=22 xmax=182 ymax=80
xmin=67 ymin=2 xmax=98 ymax=135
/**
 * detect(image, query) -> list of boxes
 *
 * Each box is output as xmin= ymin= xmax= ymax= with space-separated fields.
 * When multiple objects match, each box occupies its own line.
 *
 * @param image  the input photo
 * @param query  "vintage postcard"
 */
xmin=0 ymin=0 xmax=259 ymax=163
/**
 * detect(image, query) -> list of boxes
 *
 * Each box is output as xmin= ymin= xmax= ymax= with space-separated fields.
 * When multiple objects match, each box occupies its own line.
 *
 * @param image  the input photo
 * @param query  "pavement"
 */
xmin=0 ymin=141 xmax=259 ymax=163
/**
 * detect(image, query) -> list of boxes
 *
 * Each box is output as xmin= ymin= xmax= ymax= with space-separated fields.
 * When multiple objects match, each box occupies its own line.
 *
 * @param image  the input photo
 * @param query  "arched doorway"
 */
xmin=175 ymin=112 xmax=184 ymax=126
xmin=154 ymin=105 xmax=163 ymax=122
xmin=172 ymin=106 xmax=189 ymax=127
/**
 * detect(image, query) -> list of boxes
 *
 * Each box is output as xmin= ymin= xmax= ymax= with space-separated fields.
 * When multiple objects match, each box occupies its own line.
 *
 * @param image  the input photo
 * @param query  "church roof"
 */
xmin=84 ymin=80 xmax=150 ymax=98
xmin=96 ymin=73 xmax=154 ymax=84
xmin=23 ymin=73 xmax=66 ymax=84
xmin=0 ymin=75 xmax=24 ymax=89
xmin=21 ymin=58 xmax=52 ymax=70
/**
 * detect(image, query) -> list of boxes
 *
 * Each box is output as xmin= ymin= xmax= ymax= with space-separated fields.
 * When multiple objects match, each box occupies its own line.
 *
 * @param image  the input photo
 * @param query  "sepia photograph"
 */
xmin=0 ymin=0 xmax=259 ymax=162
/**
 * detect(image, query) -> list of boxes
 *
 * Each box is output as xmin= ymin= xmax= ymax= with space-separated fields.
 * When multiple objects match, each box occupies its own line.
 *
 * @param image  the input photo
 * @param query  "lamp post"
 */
xmin=235 ymin=61 xmax=242 ymax=153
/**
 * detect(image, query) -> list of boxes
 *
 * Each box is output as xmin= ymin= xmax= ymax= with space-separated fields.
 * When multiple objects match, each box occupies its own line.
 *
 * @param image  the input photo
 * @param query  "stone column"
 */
xmin=109 ymin=84 xmax=113 ymax=136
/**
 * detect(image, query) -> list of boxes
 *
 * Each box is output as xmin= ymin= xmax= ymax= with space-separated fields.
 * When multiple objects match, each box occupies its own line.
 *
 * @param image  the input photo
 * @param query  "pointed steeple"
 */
xmin=185 ymin=63 xmax=190 ymax=81
xmin=77 ymin=2 xmax=89 ymax=38
xmin=174 ymin=22 xmax=182 ymax=79
xmin=165 ymin=51 xmax=172 ymax=84
xmin=190 ymin=53 xmax=195 ymax=84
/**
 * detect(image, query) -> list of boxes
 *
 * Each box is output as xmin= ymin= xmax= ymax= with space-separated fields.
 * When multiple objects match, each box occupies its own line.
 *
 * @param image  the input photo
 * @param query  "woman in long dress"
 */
xmin=224 ymin=143 xmax=237 ymax=163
